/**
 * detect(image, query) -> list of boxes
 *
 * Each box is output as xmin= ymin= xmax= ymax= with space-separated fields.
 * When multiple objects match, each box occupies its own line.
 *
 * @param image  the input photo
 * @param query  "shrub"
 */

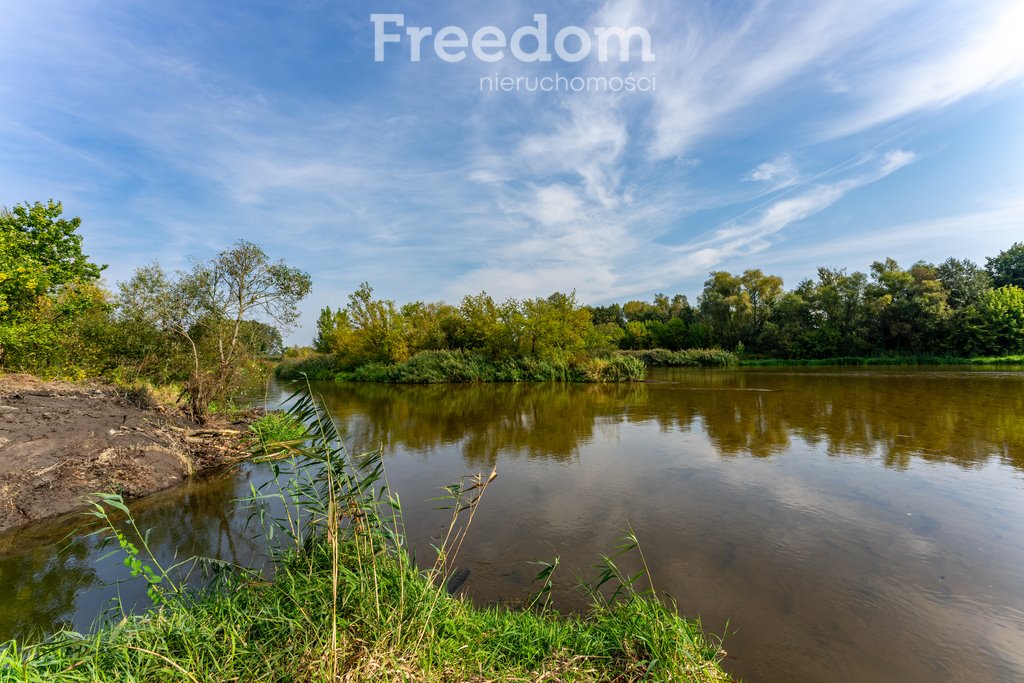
xmin=621 ymin=348 xmax=739 ymax=367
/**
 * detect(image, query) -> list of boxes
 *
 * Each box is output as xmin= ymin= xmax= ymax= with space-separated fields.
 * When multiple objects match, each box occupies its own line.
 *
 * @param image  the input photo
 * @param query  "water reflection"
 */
xmin=2 ymin=368 xmax=1023 ymax=683
xmin=313 ymin=368 xmax=1024 ymax=471
xmin=0 ymin=529 xmax=98 ymax=640
xmin=0 ymin=465 xmax=272 ymax=642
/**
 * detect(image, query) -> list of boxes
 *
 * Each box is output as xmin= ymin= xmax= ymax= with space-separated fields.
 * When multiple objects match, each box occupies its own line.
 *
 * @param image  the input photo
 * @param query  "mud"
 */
xmin=0 ymin=374 xmax=254 ymax=533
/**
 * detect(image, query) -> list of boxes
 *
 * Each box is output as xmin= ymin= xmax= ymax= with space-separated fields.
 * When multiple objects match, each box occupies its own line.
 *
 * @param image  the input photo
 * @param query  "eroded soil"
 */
xmin=0 ymin=374 xmax=253 ymax=533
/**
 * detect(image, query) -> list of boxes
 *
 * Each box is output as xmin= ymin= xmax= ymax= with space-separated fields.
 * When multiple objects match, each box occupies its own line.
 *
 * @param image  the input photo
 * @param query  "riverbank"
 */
xmin=1 ymin=535 xmax=731 ymax=682
xmin=0 ymin=374 xmax=259 ymax=533
xmin=1 ymin=390 xmax=732 ymax=682
xmin=275 ymin=348 xmax=743 ymax=384
xmin=739 ymin=353 xmax=1024 ymax=367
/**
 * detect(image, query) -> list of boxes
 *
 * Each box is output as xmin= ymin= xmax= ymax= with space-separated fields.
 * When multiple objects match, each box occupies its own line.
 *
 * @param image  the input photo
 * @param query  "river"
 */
xmin=2 ymin=367 xmax=1023 ymax=682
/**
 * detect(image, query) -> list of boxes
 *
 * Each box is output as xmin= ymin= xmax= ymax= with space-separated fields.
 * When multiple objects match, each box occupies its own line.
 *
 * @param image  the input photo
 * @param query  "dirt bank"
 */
xmin=0 ymin=374 xmax=255 ymax=534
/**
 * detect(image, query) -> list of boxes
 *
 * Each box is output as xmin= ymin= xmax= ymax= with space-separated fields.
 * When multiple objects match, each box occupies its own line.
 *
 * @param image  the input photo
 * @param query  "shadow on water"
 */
xmin=2 ymin=367 xmax=1024 ymax=683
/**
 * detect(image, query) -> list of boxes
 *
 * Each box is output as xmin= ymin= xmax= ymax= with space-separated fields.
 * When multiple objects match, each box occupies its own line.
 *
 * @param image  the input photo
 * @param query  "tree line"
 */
xmin=3 ymin=199 xmax=1023 ymax=405
xmin=310 ymin=246 xmax=1024 ymax=364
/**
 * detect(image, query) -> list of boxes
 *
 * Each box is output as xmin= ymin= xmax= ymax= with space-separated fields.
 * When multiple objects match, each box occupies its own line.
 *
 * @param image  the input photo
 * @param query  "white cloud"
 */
xmin=747 ymin=154 xmax=801 ymax=188
xmin=757 ymin=193 xmax=1024 ymax=270
xmin=827 ymin=0 xmax=1024 ymax=138
xmin=631 ymin=149 xmax=919 ymax=286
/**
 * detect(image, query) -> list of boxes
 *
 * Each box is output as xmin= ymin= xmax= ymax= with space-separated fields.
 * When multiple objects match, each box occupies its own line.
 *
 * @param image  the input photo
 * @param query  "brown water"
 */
xmin=2 ymin=367 xmax=1023 ymax=682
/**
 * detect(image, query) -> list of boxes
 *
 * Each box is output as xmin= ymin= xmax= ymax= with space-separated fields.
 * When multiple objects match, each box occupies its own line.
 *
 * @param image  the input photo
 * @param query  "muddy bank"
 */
xmin=0 ymin=375 xmax=256 ymax=534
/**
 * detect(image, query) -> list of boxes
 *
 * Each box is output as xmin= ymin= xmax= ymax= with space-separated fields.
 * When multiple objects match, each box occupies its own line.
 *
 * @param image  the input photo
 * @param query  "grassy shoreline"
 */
xmin=738 ymin=353 xmax=1024 ymax=367
xmin=276 ymin=348 xmax=1024 ymax=385
xmin=1 ymin=389 xmax=732 ymax=682
xmin=275 ymin=348 xmax=741 ymax=384
xmin=1 ymin=537 xmax=730 ymax=682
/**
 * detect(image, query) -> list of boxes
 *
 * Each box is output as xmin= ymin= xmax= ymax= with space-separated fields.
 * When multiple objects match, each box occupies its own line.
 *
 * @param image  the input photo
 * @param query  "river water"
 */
xmin=2 ymin=367 xmax=1023 ymax=682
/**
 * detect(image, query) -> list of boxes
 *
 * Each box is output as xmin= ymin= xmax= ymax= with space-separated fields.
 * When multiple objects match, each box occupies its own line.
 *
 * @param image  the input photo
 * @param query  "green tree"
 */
xmin=866 ymin=259 xmax=948 ymax=353
xmin=345 ymin=283 xmax=408 ymax=364
xmin=964 ymin=286 xmax=1024 ymax=355
xmin=623 ymin=299 xmax=663 ymax=323
xmin=698 ymin=271 xmax=747 ymax=349
xmin=0 ymin=201 xmax=109 ymax=372
xmin=937 ymin=258 xmax=991 ymax=310
xmin=458 ymin=292 xmax=519 ymax=358
xmin=313 ymin=307 xmax=337 ymax=353
xmin=799 ymin=268 xmax=870 ymax=357
xmin=401 ymin=301 xmax=459 ymax=354
xmin=698 ymin=270 xmax=783 ymax=351
xmin=590 ymin=303 xmax=625 ymax=326
xmin=986 ymin=242 xmax=1024 ymax=289
xmin=0 ymin=200 xmax=105 ymax=319
xmin=520 ymin=291 xmax=592 ymax=360
xmin=118 ymin=241 xmax=311 ymax=421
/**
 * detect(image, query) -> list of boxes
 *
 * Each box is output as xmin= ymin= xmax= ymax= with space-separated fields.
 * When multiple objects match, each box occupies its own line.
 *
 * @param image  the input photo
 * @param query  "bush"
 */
xmin=622 ymin=348 xmax=739 ymax=367
xmin=294 ymin=350 xmax=647 ymax=384
xmin=390 ymin=350 xmax=490 ymax=383
xmin=578 ymin=354 xmax=646 ymax=382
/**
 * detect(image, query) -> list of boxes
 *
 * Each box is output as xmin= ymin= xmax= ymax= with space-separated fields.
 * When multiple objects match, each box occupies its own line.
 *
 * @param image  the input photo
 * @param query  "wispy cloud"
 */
xmin=632 ymin=149 xmax=919 ymax=287
xmin=825 ymin=0 xmax=1024 ymax=138
xmin=746 ymin=154 xmax=801 ymax=190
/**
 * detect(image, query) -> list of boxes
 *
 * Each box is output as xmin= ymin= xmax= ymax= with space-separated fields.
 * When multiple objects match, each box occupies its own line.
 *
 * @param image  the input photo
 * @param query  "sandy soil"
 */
xmin=0 ymin=374 xmax=254 ymax=533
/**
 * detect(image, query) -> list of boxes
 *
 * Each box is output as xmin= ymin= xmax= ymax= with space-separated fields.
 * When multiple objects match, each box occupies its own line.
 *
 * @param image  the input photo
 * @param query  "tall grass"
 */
xmin=739 ymin=354 xmax=1024 ymax=367
xmin=621 ymin=348 xmax=739 ymax=368
xmin=277 ymin=349 xmax=648 ymax=384
xmin=1 ymin=386 xmax=730 ymax=682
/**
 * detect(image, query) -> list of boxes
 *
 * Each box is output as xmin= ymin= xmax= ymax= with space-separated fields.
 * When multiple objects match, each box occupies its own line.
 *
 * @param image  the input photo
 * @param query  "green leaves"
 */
xmin=86 ymin=493 xmax=176 ymax=607
xmin=0 ymin=200 xmax=105 ymax=321
xmin=986 ymin=242 xmax=1024 ymax=289
xmin=964 ymin=285 xmax=1024 ymax=355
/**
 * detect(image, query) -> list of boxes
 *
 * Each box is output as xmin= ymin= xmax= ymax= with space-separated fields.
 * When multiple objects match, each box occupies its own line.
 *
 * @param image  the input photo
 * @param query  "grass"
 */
xmin=277 ymin=350 xmax=648 ymax=384
xmin=1 ymin=385 xmax=730 ymax=682
xmin=739 ymin=354 xmax=1024 ymax=367
xmin=620 ymin=349 xmax=739 ymax=368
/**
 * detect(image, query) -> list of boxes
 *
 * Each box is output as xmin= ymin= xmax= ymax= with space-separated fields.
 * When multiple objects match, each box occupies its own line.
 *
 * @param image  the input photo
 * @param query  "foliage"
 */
xmin=577 ymin=353 xmax=647 ymax=382
xmin=962 ymin=286 xmax=1024 ymax=355
xmin=986 ymin=242 xmax=1024 ymax=289
xmin=937 ymin=257 xmax=992 ymax=309
xmin=621 ymin=348 xmax=739 ymax=367
xmin=247 ymin=412 xmax=308 ymax=459
xmin=0 ymin=201 xmax=109 ymax=373
xmin=0 ymin=200 xmax=105 ymax=320
xmin=117 ymin=241 xmax=311 ymax=421
xmin=275 ymin=353 xmax=347 ymax=380
xmin=327 ymin=350 xmax=645 ymax=384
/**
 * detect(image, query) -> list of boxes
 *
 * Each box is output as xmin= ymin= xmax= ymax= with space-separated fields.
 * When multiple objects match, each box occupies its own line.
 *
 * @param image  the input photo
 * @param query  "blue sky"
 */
xmin=2 ymin=0 xmax=1023 ymax=343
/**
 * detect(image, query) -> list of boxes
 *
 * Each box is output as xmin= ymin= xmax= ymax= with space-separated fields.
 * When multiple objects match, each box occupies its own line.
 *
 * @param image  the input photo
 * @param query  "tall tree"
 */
xmin=986 ymin=242 xmax=1024 ymax=289
xmin=866 ymin=259 xmax=948 ymax=353
xmin=118 ymin=241 xmax=311 ymax=421
xmin=964 ymin=286 xmax=1024 ymax=355
xmin=0 ymin=200 xmax=105 ymax=320
xmin=937 ymin=258 xmax=992 ymax=310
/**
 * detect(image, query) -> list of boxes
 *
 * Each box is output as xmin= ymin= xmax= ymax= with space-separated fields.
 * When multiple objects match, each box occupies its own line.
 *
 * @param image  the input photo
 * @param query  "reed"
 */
xmin=1 ymin=385 xmax=731 ymax=682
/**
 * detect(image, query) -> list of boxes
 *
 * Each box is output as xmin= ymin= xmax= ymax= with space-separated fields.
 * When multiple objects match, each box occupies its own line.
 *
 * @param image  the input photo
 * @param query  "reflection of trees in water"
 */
xmin=311 ymin=371 xmax=1024 ymax=471
xmin=0 ymin=532 xmax=97 ymax=641
xmin=316 ymin=382 xmax=648 ymax=467
xmin=0 ymin=469 xmax=264 ymax=643
xmin=126 ymin=469 xmax=270 ymax=578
